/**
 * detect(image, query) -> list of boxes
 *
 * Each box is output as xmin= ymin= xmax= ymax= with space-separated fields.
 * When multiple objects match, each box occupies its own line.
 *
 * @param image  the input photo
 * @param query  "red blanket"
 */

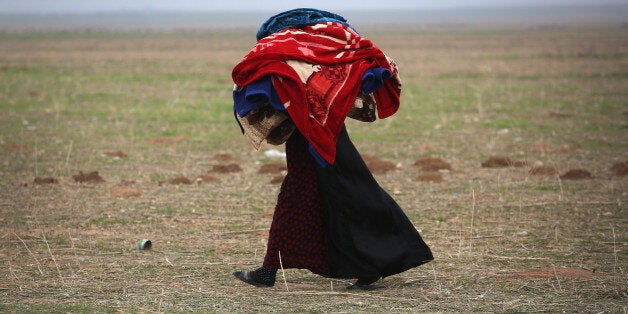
xmin=232 ymin=22 xmax=401 ymax=164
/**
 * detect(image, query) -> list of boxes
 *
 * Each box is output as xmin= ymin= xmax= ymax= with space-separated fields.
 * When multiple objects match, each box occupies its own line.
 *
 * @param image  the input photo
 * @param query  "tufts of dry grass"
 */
xmin=0 ymin=24 xmax=626 ymax=312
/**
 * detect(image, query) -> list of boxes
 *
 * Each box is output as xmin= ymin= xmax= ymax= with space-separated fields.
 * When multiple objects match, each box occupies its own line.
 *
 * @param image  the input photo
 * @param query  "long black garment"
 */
xmin=317 ymin=126 xmax=433 ymax=279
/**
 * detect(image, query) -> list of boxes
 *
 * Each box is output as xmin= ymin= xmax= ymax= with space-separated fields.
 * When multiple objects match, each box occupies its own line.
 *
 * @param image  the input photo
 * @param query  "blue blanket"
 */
xmin=256 ymin=8 xmax=356 ymax=41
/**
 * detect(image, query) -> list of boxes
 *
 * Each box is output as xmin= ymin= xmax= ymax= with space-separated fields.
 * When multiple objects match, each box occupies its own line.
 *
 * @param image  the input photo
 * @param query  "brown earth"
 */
xmin=552 ymin=145 xmax=579 ymax=154
xmin=169 ymin=177 xmax=192 ymax=185
xmin=258 ymin=162 xmax=287 ymax=174
xmin=610 ymin=161 xmax=627 ymax=176
xmin=210 ymin=164 xmax=243 ymax=173
xmin=104 ymin=150 xmax=127 ymax=158
xmin=195 ymin=174 xmax=220 ymax=184
xmin=507 ymin=267 xmax=601 ymax=279
xmin=72 ymin=171 xmax=105 ymax=183
xmin=3 ymin=144 xmax=32 ymax=153
xmin=560 ymin=169 xmax=592 ymax=180
xmin=213 ymin=153 xmax=235 ymax=162
xmin=481 ymin=156 xmax=527 ymax=168
xmin=33 ymin=177 xmax=58 ymax=185
xmin=414 ymin=157 xmax=452 ymax=171
xmin=529 ymin=166 xmax=559 ymax=176
xmin=415 ymin=172 xmax=444 ymax=183
xmin=270 ymin=175 xmax=285 ymax=184
xmin=547 ymin=111 xmax=574 ymax=119
xmin=362 ymin=154 xmax=397 ymax=174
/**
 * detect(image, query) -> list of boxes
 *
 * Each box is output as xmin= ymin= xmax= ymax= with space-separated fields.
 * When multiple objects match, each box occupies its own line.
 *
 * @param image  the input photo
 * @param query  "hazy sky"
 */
xmin=1 ymin=0 xmax=626 ymax=13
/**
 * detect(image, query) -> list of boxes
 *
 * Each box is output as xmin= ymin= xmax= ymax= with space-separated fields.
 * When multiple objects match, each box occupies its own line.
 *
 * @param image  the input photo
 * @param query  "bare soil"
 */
xmin=610 ymin=161 xmax=628 ymax=176
xmin=529 ymin=166 xmax=559 ymax=176
xmin=362 ymin=154 xmax=397 ymax=174
xmin=481 ymin=156 xmax=527 ymax=168
xmin=415 ymin=172 xmax=444 ymax=183
xmin=71 ymin=171 xmax=105 ymax=183
xmin=413 ymin=157 xmax=452 ymax=171
xmin=560 ymin=169 xmax=592 ymax=180
xmin=210 ymin=164 xmax=243 ymax=173
xmin=258 ymin=162 xmax=287 ymax=174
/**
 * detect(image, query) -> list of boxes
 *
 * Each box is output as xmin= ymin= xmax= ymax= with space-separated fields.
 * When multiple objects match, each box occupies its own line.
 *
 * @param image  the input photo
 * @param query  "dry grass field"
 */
xmin=0 ymin=23 xmax=626 ymax=312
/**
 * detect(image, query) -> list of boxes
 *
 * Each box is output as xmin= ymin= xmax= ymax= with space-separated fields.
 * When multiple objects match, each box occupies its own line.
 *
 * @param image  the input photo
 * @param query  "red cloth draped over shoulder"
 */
xmin=232 ymin=22 xmax=402 ymax=164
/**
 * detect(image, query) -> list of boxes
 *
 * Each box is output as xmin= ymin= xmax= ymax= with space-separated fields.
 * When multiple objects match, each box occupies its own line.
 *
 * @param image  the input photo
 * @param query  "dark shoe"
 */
xmin=233 ymin=267 xmax=276 ymax=287
xmin=347 ymin=276 xmax=383 ymax=290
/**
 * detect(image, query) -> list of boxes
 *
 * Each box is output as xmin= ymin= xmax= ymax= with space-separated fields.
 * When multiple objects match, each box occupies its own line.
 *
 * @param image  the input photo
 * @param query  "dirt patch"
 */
xmin=210 ymin=164 xmax=243 ymax=173
xmin=110 ymin=186 xmax=142 ymax=198
xmin=362 ymin=154 xmax=397 ymax=174
xmin=147 ymin=135 xmax=188 ymax=145
xmin=414 ymin=157 xmax=452 ymax=171
xmin=213 ymin=153 xmax=235 ymax=162
xmin=194 ymin=174 xmax=220 ymax=184
xmin=547 ymin=111 xmax=574 ymax=119
xmin=169 ymin=177 xmax=192 ymax=185
xmin=3 ymin=144 xmax=32 ymax=153
xmin=529 ymin=166 xmax=559 ymax=176
xmin=33 ymin=177 xmax=58 ymax=185
xmin=560 ymin=169 xmax=592 ymax=180
xmin=104 ymin=150 xmax=127 ymax=158
xmin=610 ymin=161 xmax=627 ymax=176
xmin=415 ymin=172 xmax=444 ymax=183
xmin=258 ymin=162 xmax=287 ymax=174
xmin=481 ymin=156 xmax=527 ymax=168
xmin=552 ymin=145 xmax=578 ymax=154
xmin=270 ymin=175 xmax=285 ymax=184
xmin=507 ymin=267 xmax=600 ymax=279
xmin=72 ymin=171 xmax=105 ymax=183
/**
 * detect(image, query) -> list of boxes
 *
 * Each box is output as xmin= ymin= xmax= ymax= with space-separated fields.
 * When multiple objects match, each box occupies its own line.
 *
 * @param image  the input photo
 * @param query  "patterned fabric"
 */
xmin=235 ymin=103 xmax=295 ymax=150
xmin=232 ymin=22 xmax=402 ymax=164
xmin=263 ymin=130 xmax=329 ymax=276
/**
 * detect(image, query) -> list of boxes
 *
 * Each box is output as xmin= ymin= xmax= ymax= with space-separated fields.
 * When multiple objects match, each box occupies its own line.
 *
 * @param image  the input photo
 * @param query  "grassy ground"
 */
xmin=0 ymin=24 xmax=626 ymax=312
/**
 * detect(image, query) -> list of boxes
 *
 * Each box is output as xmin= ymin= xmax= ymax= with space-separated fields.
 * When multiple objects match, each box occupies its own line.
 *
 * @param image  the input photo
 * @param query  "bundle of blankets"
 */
xmin=232 ymin=8 xmax=402 ymax=166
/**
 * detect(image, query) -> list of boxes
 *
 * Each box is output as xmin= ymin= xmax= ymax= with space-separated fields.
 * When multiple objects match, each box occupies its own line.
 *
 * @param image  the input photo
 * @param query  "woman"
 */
xmin=231 ymin=8 xmax=433 ymax=290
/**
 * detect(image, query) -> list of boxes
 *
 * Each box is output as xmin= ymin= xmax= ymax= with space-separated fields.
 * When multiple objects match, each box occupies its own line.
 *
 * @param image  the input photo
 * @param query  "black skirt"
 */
xmin=317 ymin=126 xmax=433 ymax=279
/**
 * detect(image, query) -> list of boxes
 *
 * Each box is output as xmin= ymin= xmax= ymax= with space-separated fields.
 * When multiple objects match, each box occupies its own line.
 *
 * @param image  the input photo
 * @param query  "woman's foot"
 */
xmin=233 ymin=267 xmax=277 ymax=287
xmin=347 ymin=276 xmax=383 ymax=290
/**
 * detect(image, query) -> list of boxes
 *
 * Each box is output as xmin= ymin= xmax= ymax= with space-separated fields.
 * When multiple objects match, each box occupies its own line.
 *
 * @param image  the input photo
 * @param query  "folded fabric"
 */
xmin=233 ymin=76 xmax=285 ymax=117
xmin=256 ymin=8 xmax=355 ymax=41
xmin=233 ymin=22 xmax=401 ymax=164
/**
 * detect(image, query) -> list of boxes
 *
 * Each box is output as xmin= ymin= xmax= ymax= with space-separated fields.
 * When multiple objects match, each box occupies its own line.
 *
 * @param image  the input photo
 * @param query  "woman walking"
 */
xmin=231 ymin=8 xmax=433 ymax=290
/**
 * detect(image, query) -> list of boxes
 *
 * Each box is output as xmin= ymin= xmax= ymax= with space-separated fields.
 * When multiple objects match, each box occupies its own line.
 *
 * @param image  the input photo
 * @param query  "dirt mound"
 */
xmin=547 ymin=111 xmax=574 ymax=119
xmin=3 ymin=144 xmax=32 ymax=153
xmin=481 ymin=156 xmax=526 ymax=168
xmin=169 ymin=177 xmax=192 ymax=185
xmin=195 ymin=174 xmax=219 ymax=184
xmin=414 ymin=157 xmax=452 ymax=171
xmin=210 ymin=164 xmax=243 ymax=173
xmin=72 ymin=171 xmax=105 ymax=183
xmin=110 ymin=186 xmax=142 ymax=198
xmin=507 ymin=267 xmax=600 ymax=279
xmin=258 ymin=162 xmax=287 ymax=174
xmin=552 ymin=145 xmax=578 ymax=154
xmin=213 ymin=153 xmax=235 ymax=162
xmin=415 ymin=172 xmax=444 ymax=183
xmin=529 ymin=166 xmax=558 ymax=176
xmin=33 ymin=177 xmax=58 ymax=185
xmin=362 ymin=154 xmax=396 ymax=174
xmin=270 ymin=175 xmax=285 ymax=184
xmin=105 ymin=150 xmax=127 ymax=158
xmin=610 ymin=161 xmax=627 ymax=176
xmin=560 ymin=169 xmax=592 ymax=180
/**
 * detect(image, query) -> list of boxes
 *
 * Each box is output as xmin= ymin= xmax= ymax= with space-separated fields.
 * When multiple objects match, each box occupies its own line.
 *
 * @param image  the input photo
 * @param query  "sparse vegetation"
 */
xmin=0 ymin=24 xmax=626 ymax=312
